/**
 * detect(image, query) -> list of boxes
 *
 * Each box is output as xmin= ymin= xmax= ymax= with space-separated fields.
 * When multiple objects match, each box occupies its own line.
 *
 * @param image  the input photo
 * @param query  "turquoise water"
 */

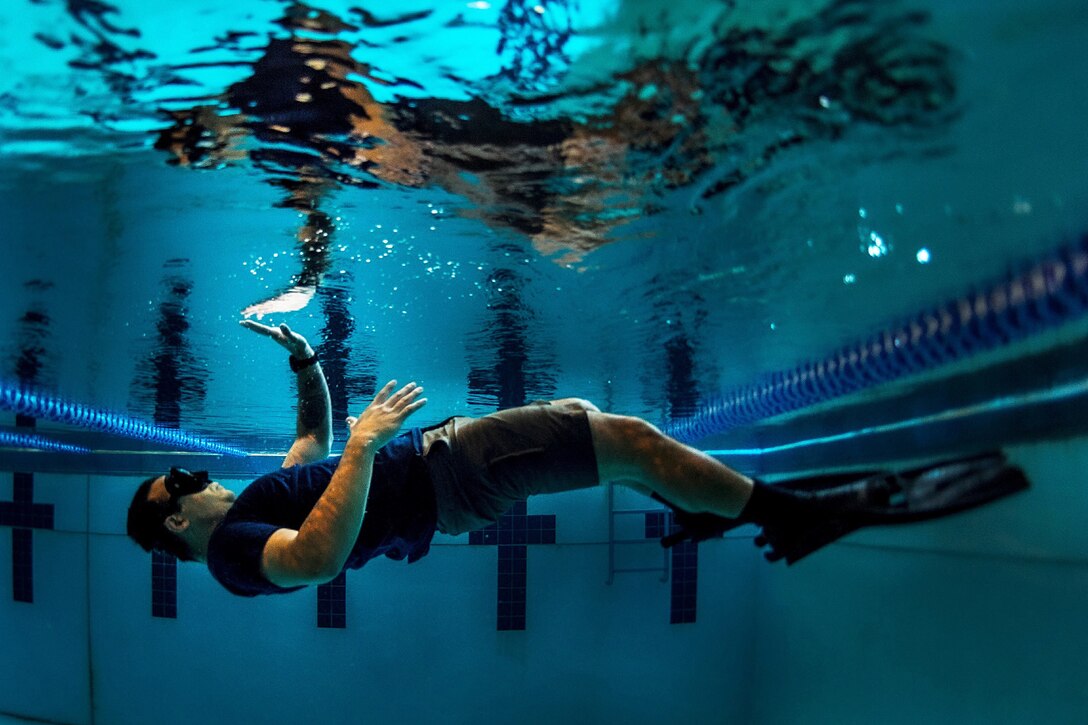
xmin=2 ymin=0 xmax=1086 ymax=449
xmin=1 ymin=1 xmax=1087 ymax=724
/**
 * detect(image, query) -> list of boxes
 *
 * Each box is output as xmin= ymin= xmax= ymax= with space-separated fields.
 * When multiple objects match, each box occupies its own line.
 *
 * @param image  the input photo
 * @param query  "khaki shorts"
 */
xmin=421 ymin=401 xmax=600 ymax=535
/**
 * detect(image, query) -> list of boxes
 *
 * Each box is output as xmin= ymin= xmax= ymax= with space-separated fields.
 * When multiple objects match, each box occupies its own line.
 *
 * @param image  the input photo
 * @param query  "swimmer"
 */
xmin=127 ymin=321 xmax=1027 ymax=596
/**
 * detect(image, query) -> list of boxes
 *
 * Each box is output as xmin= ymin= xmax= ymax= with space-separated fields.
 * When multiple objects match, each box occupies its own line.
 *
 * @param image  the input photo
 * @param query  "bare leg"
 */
xmin=586 ymin=411 xmax=754 ymax=518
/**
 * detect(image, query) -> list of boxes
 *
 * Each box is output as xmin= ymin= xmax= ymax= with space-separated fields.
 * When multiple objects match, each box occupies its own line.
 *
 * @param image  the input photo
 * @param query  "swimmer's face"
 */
xmin=149 ymin=474 xmax=236 ymax=530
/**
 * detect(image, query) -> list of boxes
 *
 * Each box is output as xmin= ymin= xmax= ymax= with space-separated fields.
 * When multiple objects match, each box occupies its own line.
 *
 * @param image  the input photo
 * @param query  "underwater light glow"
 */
xmin=0 ymin=430 xmax=91 ymax=454
xmin=0 ymin=380 xmax=247 ymax=456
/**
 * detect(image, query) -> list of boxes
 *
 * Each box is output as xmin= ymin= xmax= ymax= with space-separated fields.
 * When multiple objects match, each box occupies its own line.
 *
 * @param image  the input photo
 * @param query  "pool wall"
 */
xmin=0 ymin=434 xmax=1085 ymax=724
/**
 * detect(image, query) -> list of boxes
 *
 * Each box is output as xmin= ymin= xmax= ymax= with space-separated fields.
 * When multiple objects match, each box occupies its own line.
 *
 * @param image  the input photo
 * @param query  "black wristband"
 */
xmin=289 ymin=352 xmax=319 ymax=373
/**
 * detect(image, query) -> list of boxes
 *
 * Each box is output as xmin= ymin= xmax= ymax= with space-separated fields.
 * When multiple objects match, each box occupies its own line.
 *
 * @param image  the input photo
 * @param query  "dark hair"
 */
xmin=126 ymin=475 xmax=196 ymax=562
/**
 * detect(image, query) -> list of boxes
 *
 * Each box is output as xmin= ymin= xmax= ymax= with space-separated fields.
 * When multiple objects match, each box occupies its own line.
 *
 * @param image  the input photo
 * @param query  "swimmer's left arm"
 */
xmin=240 ymin=320 xmax=332 ymax=466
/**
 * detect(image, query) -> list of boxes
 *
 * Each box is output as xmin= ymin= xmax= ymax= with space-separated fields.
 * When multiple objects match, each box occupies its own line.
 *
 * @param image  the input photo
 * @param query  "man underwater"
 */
xmin=128 ymin=321 xmax=1028 ymax=597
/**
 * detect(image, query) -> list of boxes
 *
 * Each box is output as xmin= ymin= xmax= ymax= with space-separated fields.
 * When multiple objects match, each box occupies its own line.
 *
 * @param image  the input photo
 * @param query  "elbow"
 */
xmin=313 ymin=564 xmax=343 ymax=584
xmin=315 ymin=553 xmax=339 ymax=583
xmin=291 ymin=434 xmax=332 ymax=464
xmin=298 ymin=554 xmax=342 ymax=585
xmin=309 ymin=570 xmax=338 ymax=586
xmin=292 ymin=534 xmax=343 ymax=583
xmin=263 ymin=530 xmax=344 ymax=588
xmin=311 ymin=430 xmax=332 ymax=458
xmin=310 ymin=547 xmax=347 ymax=583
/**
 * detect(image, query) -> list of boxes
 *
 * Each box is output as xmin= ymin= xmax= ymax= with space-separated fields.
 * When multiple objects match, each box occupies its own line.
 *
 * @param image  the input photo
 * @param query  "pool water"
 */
xmin=1 ymin=1 xmax=1086 ymax=724
xmin=2 ymin=0 xmax=1085 ymax=446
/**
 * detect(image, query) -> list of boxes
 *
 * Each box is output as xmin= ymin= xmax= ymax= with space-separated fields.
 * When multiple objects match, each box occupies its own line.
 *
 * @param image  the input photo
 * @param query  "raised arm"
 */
xmin=260 ymin=380 xmax=427 ymax=587
xmin=240 ymin=320 xmax=332 ymax=467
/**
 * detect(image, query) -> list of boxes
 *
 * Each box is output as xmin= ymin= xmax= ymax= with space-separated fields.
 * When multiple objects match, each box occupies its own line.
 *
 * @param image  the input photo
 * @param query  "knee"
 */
xmin=554 ymin=397 xmax=601 ymax=413
xmin=589 ymin=412 xmax=667 ymax=482
xmin=571 ymin=398 xmax=601 ymax=413
xmin=614 ymin=415 xmax=662 ymax=449
xmin=603 ymin=415 xmax=664 ymax=463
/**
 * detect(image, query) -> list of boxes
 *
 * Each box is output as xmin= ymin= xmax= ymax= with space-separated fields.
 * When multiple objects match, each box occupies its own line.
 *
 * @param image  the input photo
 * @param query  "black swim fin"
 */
xmin=651 ymin=468 xmax=886 ymax=547
xmin=756 ymin=451 xmax=1030 ymax=564
xmin=654 ymin=451 xmax=1030 ymax=565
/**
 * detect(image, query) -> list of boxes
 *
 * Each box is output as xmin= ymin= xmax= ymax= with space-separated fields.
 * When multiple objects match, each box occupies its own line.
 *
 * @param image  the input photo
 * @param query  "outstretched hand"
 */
xmin=239 ymin=319 xmax=314 ymax=358
xmin=346 ymin=380 xmax=427 ymax=450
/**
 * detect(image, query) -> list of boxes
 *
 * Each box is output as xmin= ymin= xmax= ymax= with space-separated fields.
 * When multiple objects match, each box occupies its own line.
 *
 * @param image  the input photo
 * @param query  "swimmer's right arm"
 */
xmin=260 ymin=381 xmax=427 ymax=587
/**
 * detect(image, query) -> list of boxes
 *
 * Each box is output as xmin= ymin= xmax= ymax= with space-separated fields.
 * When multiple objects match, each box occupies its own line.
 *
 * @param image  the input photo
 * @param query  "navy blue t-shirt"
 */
xmin=206 ymin=429 xmax=437 ymax=597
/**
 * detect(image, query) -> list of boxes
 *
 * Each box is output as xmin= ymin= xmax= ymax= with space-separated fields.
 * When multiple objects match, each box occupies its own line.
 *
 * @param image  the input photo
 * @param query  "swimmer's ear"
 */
xmin=163 ymin=512 xmax=189 ymax=534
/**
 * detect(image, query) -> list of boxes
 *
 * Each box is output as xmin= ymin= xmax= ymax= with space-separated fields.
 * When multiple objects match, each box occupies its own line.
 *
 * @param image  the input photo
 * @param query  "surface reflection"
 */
xmin=466 ymin=240 xmax=557 ymax=410
xmin=7 ymin=0 xmax=971 ymax=436
xmin=8 ymin=281 xmax=55 ymax=430
xmin=146 ymin=0 xmax=957 ymax=318
xmin=317 ymin=278 xmax=379 ymax=444
xmin=638 ymin=274 xmax=710 ymax=420
xmin=129 ymin=261 xmax=208 ymax=429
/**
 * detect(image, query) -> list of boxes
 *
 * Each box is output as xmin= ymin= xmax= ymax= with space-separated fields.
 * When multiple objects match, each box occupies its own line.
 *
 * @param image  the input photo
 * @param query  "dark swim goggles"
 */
xmin=165 ymin=467 xmax=211 ymax=501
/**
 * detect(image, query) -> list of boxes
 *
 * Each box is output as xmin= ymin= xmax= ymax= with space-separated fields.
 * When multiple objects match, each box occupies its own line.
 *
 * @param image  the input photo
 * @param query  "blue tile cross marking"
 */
xmin=147 ymin=524 xmax=347 ymax=626
xmin=152 ymin=551 xmax=177 ymax=618
xmin=645 ymin=512 xmax=698 ymax=624
xmin=317 ymin=573 xmax=347 ymax=629
xmin=469 ymin=500 xmax=556 ymax=631
xmin=0 ymin=472 xmax=55 ymax=603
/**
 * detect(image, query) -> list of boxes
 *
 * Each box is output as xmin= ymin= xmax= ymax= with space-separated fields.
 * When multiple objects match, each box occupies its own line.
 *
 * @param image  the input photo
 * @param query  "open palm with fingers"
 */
xmin=240 ymin=319 xmax=314 ymax=358
xmin=347 ymin=380 xmax=427 ymax=449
